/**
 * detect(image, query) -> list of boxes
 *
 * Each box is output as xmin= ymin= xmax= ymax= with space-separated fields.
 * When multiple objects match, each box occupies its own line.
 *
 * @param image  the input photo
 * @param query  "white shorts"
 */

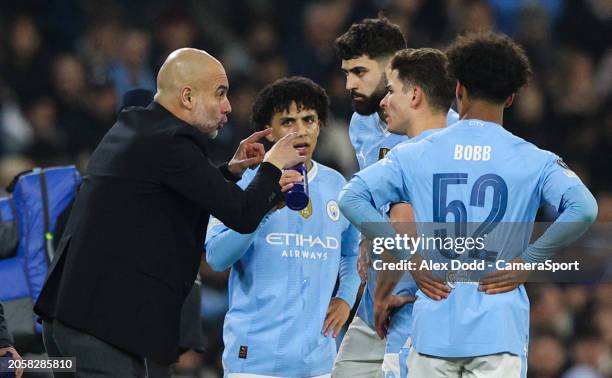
xmin=381 ymin=337 xmax=411 ymax=378
xmin=332 ymin=316 xmax=386 ymax=378
xmin=407 ymin=348 xmax=523 ymax=378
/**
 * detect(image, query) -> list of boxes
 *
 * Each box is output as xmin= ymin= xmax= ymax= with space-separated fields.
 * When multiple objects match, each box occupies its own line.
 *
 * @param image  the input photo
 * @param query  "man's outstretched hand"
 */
xmin=227 ymin=129 xmax=270 ymax=178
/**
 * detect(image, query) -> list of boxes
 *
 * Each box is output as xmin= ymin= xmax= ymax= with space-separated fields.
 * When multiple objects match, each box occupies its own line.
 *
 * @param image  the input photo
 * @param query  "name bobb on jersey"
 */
xmin=356 ymin=119 xmax=585 ymax=358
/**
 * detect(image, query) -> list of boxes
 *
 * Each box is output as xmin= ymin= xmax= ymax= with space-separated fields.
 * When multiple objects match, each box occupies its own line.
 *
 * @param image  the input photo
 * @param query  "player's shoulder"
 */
xmin=349 ymin=112 xmax=381 ymax=131
xmin=349 ymin=111 xmax=373 ymax=124
xmin=400 ymin=122 xmax=459 ymax=150
xmin=388 ymin=137 xmax=428 ymax=161
xmin=423 ymin=120 xmax=464 ymax=142
xmin=497 ymin=126 xmax=560 ymax=162
xmin=313 ymin=161 xmax=347 ymax=186
xmin=389 ymin=121 xmax=467 ymax=159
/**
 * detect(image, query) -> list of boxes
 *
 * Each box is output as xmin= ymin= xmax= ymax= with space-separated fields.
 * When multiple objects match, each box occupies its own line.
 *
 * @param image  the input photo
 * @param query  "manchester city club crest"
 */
xmin=326 ymin=200 xmax=340 ymax=221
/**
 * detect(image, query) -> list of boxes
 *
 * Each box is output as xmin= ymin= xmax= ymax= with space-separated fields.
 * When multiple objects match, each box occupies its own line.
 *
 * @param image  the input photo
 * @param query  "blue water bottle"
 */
xmin=285 ymin=163 xmax=309 ymax=211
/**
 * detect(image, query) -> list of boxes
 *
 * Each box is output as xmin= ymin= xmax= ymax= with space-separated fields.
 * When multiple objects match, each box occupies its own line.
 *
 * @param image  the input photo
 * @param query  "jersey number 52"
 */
xmin=432 ymin=173 xmax=508 ymax=261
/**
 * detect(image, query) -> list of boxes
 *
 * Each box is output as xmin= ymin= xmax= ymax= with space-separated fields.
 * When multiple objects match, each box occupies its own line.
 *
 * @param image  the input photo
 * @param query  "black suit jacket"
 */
xmin=34 ymin=102 xmax=282 ymax=364
xmin=0 ymin=302 xmax=13 ymax=348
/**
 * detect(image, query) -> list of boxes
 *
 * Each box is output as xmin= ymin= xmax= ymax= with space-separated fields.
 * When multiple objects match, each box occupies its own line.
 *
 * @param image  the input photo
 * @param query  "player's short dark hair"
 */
xmin=390 ymin=48 xmax=455 ymax=113
xmin=335 ymin=17 xmax=406 ymax=61
xmin=251 ymin=76 xmax=330 ymax=131
xmin=446 ymin=31 xmax=532 ymax=103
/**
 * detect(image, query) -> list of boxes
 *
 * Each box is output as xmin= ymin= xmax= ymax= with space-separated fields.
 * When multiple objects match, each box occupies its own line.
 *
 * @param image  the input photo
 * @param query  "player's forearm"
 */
xmin=335 ymin=254 xmax=360 ymax=308
xmin=374 ymin=251 xmax=404 ymax=301
xmin=205 ymin=230 xmax=255 ymax=271
xmin=205 ymin=215 xmax=270 ymax=271
xmin=523 ymin=185 xmax=598 ymax=263
xmin=338 ymin=178 xmax=406 ymax=259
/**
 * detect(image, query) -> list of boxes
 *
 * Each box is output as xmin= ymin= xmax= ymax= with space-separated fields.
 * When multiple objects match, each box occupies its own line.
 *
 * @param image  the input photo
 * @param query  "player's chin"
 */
xmin=351 ymin=98 xmax=365 ymax=109
xmin=388 ymin=119 xmax=400 ymax=132
xmin=211 ymin=120 xmax=226 ymax=137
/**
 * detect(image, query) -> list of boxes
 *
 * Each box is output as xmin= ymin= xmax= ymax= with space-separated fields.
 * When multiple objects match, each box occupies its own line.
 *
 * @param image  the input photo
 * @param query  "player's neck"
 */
xmin=461 ymin=100 xmax=505 ymax=125
xmin=305 ymin=159 xmax=313 ymax=172
xmin=406 ymin=112 xmax=446 ymax=138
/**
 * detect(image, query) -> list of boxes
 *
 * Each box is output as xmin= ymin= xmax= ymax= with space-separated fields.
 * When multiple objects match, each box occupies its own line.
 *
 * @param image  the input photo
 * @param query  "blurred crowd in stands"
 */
xmin=0 ymin=0 xmax=610 ymax=377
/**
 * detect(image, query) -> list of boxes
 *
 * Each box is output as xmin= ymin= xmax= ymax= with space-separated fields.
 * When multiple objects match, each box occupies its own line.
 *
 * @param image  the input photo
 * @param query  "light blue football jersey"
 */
xmin=349 ymin=109 xmax=459 ymax=330
xmin=206 ymin=161 xmax=359 ymax=377
xmin=356 ymin=119 xmax=585 ymax=357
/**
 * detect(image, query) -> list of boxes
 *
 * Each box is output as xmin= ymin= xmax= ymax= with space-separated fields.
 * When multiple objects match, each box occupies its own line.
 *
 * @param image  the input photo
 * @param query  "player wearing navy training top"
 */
xmin=338 ymin=32 xmax=598 ymax=378
xmin=206 ymin=77 xmax=360 ymax=378
xmin=333 ymin=18 xmax=458 ymax=378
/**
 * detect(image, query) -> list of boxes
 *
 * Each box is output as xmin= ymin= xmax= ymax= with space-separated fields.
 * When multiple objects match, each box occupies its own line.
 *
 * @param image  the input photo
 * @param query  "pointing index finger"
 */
xmin=277 ymin=132 xmax=300 ymax=142
xmin=244 ymin=128 xmax=273 ymax=143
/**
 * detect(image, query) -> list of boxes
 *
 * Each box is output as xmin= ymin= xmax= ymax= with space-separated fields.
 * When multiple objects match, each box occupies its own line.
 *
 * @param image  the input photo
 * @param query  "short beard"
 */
xmin=351 ymin=80 xmax=387 ymax=116
xmin=207 ymin=129 xmax=218 ymax=139
xmin=192 ymin=119 xmax=220 ymax=139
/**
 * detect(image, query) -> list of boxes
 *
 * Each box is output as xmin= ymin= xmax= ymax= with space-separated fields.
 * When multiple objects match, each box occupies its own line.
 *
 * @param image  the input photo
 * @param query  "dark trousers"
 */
xmin=43 ymin=320 xmax=170 ymax=378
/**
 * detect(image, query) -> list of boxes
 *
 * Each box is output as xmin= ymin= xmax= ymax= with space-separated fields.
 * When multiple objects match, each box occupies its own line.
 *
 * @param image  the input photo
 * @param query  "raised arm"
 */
xmin=162 ymin=133 xmax=304 ymax=234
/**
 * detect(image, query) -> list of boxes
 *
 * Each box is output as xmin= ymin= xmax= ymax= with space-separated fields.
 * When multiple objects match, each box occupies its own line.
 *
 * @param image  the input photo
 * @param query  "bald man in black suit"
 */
xmin=35 ymin=48 xmax=305 ymax=377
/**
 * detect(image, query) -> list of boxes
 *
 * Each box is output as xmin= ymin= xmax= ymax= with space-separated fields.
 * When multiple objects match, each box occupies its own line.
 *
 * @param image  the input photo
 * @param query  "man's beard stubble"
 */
xmin=351 ymin=80 xmax=387 ymax=116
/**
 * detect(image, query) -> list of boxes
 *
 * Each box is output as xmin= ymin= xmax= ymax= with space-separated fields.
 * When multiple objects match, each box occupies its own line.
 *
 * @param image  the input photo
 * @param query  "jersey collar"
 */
xmin=375 ymin=113 xmax=390 ymax=136
xmin=307 ymin=160 xmax=319 ymax=183
xmin=412 ymin=128 xmax=441 ymax=142
xmin=460 ymin=119 xmax=503 ymax=128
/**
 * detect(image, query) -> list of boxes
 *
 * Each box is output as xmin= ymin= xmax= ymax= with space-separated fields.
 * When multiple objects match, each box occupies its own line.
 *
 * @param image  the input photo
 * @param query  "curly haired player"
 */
xmin=338 ymin=31 xmax=597 ymax=378
xmin=206 ymin=77 xmax=360 ymax=378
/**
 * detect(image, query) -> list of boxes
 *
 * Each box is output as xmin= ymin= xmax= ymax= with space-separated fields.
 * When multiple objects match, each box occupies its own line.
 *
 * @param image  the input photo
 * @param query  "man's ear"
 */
xmin=411 ymin=86 xmax=423 ymax=109
xmin=180 ymin=87 xmax=194 ymax=109
xmin=264 ymin=126 xmax=275 ymax=142
xmin=504 ymin=93 xmax=515 ymax=108
xmin=456 ymin=82 xmax=464 ymax=101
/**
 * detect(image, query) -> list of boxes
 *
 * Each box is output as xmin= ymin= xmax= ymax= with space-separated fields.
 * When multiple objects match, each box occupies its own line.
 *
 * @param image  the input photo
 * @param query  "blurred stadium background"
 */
xmin=0 ymin=0 xmax=610 ymax=377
